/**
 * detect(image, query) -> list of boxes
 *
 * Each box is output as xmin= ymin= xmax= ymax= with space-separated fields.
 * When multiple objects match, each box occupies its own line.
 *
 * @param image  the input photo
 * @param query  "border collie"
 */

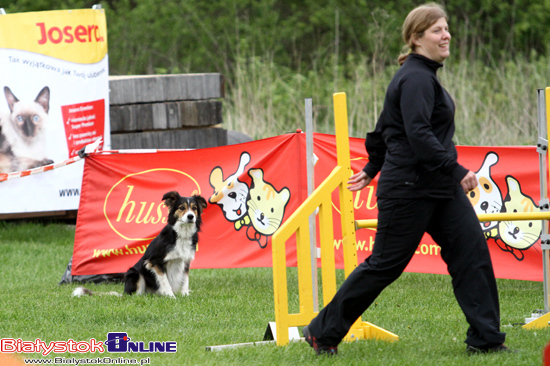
xmin=73 ymin=191 xmax=207 ymax=298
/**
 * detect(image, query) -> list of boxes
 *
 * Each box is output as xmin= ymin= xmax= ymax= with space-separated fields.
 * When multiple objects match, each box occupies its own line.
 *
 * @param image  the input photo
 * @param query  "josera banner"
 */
xmin=0 ymin=9 xmax=109 ymax=214
xmin=72 ymin=133 xmax=543 ymax=281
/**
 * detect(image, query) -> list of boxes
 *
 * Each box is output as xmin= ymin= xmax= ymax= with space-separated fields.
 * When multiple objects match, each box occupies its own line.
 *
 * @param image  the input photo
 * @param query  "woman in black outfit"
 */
xmin=303 ymin=3 xmax=508 ymax=356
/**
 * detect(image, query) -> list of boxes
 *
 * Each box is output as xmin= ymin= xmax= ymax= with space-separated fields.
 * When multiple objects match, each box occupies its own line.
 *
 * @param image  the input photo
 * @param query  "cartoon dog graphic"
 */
xmin=495 ymin=176 xmax=541 ymax=260
xmin=467 ymin=152 xmax=503 ymax=238
xmin=209 ymin=152 xmax=251 ymax=230
xmin=209 ymin=153 xmax=291 ymax=249
xmin=246 ymin=168 xmax=290 ymax=248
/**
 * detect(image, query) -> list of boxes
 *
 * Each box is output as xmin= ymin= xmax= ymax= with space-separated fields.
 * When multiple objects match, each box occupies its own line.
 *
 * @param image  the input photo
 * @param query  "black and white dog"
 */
xmin=73 ymin=191 xmax=207 ymax=298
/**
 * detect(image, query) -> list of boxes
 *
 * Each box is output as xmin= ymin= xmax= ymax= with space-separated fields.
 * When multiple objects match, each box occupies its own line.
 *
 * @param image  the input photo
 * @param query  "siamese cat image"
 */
xmin=0 ymin=86 xmax=53 ymax=173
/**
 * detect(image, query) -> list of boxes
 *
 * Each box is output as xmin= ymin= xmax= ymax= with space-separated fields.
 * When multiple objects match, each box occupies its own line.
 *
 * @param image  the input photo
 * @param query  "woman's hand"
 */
xmin=347 ymin=170 xmax=373 ymax=192
xmin=460 ymin=170 xmax=478 ymax=194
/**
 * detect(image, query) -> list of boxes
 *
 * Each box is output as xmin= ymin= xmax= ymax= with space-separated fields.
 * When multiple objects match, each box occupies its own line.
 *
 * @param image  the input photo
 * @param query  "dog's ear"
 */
xmin=162 ymin=191 xmax=180 ymax=209
xmin=194 ymin=194 xmax=208 ymax=213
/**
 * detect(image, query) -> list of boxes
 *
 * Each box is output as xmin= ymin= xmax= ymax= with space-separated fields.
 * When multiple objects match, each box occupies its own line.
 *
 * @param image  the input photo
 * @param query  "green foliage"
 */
xmin=224 ymin=52 xmax=547 ymax=145
xmin=4 ymin=1 xmax=550 ymax=144
xmin=6 ymin=0 xmax=550 ymax=74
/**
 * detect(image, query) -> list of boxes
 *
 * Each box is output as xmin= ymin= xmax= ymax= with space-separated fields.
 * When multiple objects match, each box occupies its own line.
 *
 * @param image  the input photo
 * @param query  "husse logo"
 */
xmin=105 ymin=332 xmax=176 ymax=353
xmin=36 ymin=22 xmax=105 ymax=45
xmin=104 ymin=169 xmax=201 ymax=241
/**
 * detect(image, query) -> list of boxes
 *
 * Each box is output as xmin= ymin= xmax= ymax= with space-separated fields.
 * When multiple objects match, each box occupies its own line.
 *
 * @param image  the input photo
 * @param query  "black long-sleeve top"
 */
xmin=363 ymin=53 xmax=469 ymax=199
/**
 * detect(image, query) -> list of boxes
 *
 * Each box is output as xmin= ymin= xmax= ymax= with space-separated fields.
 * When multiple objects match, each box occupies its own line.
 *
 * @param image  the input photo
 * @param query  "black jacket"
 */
xmin=363 ymin=53 xmax=468 ymax=199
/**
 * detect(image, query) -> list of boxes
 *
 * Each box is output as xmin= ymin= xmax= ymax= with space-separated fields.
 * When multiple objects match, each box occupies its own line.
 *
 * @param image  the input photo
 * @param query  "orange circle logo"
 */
xmin=103 ymin=169 xmax=201 ymax=241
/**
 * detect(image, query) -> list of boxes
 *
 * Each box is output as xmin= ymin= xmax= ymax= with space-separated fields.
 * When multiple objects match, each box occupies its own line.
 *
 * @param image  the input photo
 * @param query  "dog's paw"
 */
xmin=159 ymin=290 xmax=176 ymax=298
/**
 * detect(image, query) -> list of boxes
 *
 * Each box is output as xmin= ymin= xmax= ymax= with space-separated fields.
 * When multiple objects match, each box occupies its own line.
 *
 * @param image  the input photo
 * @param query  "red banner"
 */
xmin=72 ymin=133 xmax=543 ymax=281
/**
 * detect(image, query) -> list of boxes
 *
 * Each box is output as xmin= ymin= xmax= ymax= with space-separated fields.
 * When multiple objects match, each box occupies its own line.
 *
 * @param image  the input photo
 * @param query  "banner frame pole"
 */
xmin=523 ymin=88 xmax=550 ymax=329
xmin=542 ymin=88 xmax=550 ymax=314
xmin=305 ymin=97 xmax=319 ymax=313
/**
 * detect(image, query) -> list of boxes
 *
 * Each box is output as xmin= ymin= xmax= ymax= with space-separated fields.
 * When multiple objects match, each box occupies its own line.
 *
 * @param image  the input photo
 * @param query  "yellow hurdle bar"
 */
xmin=271 ymin=93 xmax=398 ymax=346
xmin=355 ymin=211 xmax=550 ymax=230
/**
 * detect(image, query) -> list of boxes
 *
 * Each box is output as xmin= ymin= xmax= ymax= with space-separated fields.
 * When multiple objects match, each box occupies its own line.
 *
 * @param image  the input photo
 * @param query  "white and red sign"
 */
xmin=61 ymin=99 xmax=105 ymax=157
xmin=0 ymin=9 xmax=110 ymax=214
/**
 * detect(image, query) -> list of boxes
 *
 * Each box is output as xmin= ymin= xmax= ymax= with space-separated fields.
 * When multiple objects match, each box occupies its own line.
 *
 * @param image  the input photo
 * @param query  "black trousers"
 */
xmin=308 ymin=188 xmax=506 ymax=347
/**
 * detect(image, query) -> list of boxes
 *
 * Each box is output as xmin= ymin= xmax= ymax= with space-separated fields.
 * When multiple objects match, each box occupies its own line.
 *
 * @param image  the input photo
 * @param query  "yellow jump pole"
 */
xmin=356 ymin=212 xmax=550 ymax=230
xmin=333 ymin=93 xmax=398 ymax=343
xmin=333 ymin=93 xmax=357 ymax=277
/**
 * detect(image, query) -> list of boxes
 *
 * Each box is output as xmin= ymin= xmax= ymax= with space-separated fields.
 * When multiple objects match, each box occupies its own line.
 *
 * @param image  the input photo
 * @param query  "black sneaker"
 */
xmin=302 ymin=325 xmax=338 ymax=356
xmin=466 ymin=344 xmax=513 ymax=354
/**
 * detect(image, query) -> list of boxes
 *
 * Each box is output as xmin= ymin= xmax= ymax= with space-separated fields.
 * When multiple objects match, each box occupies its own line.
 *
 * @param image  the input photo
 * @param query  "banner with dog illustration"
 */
xmin=71 ymin=132 xmax=545 ymax=282
xmin=0 ymin=8 xmax=109 ymax=214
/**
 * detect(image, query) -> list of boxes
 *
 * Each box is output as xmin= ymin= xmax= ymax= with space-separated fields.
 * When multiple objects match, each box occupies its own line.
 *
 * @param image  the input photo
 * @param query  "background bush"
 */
xmin=5 ymin=0 xmax=550 ymax=144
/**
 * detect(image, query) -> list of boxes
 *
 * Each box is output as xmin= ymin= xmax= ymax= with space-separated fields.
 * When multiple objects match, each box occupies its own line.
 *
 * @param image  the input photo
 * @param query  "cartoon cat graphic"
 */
xmin=467 ymin=152 xmax=503 ymax=238
xmin=0 ymin=86 xmax=53 ymax=173
xmin=209 ymin=152 xmax=251 ymax=230
xmin=495 ymin=176 xmax=542 ymax=261
xmin=246 ymin=168 xmax=290 ymax=248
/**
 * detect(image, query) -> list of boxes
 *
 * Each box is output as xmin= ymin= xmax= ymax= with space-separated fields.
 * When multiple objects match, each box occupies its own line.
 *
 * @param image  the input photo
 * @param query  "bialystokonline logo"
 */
xmin=0 ymin=332 xmax=177 ymax=356
xmin=104 ymin=332 xmax=176 ymax=353
xmin=103 ymin=169 xmax=201 ymax=241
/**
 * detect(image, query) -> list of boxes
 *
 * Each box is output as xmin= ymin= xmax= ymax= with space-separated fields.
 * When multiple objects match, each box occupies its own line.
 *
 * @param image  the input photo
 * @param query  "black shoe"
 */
xmin=302 ymin=325 xmax=338 ymax=356
xmin=466 ymin=344 xmax=514 ymax=354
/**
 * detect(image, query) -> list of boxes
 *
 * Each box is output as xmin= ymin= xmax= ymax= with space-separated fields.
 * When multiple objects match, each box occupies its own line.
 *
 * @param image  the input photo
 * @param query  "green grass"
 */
xmin=223 ymin=54 xmax=549 ymax=147
xmin=1 ymin=221 xmax=550 ymax=365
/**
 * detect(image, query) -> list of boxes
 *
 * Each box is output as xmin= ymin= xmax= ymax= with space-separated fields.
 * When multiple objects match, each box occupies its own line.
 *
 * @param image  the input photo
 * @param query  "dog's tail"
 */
xmin=72 ymin=287 xmax=122 ymax=297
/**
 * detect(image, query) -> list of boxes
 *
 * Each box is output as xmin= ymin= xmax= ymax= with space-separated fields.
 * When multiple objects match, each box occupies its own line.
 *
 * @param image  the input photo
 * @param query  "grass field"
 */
xmin=223 ymin=54 xmax=549 ymax=147
xmin=1 ymin=220 xmax=550 ymax=365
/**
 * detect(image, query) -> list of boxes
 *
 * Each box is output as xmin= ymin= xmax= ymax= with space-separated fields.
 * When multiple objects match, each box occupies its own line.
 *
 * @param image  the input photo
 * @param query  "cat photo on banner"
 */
xmin=0 ymin=85 xmax=53 ymax=173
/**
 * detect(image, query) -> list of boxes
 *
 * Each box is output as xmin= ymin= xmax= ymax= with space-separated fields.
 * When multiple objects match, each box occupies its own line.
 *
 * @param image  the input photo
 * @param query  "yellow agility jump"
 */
xmin=271 ymin=92 xmax=398 ymax=346
xmin=272 ymin=89 xmax=550 ymax=346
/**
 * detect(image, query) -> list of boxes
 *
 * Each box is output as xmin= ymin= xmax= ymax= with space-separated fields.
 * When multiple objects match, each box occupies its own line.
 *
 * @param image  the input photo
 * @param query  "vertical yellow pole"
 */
xmin=296 ymin=226 xmax=314 ymax=315
xmin=272 ymin=237 xmax=289 ymax=345
xmin=319 ymin=197 xmax=337 ymax=304
xmin=333 ymin=93 xmax=358 ymax=276
xmin=333 ymin=92 xmax=367 ymax=336
xmin=545 ymin=87 xmax=550 ymax=310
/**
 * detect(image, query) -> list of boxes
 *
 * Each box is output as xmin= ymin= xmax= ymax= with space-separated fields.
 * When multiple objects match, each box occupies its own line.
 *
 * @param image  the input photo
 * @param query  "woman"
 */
xmin=303 ymin=3 xmax=508 ymax=355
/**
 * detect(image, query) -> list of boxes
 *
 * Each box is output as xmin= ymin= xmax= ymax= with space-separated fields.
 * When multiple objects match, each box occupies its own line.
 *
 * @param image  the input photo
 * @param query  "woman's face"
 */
xmin=414 ymin=17 xmax=450 ymax=63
